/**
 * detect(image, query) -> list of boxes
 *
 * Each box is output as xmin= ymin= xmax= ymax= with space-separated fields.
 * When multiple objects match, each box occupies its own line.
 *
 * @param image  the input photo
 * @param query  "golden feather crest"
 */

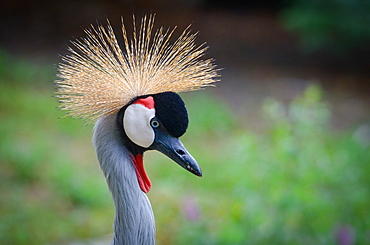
xmin=55 ymin=15 xmax=219 ymax=123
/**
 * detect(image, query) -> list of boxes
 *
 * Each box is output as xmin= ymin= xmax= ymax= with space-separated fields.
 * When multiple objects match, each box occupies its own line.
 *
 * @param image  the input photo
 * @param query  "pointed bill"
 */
xmin=150 ymin=129 xmax=202 ymax=177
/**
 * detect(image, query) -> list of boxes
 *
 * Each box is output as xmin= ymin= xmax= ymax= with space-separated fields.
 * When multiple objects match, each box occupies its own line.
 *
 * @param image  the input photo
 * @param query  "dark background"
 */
xmin=1 ymin=0 xmax=369 ymax=130
xmin=0 ymin=0 xmax=368 ymax=125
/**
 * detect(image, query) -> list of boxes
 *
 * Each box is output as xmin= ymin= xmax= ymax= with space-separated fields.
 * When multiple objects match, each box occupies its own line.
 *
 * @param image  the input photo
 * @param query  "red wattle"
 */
xmin=132 ymin=154 xmax=152 ymax=193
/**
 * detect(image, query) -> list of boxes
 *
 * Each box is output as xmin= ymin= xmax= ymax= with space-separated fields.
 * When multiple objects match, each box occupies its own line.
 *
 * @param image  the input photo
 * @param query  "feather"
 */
xmin=55 ymin=14 xmax=219 ymax=123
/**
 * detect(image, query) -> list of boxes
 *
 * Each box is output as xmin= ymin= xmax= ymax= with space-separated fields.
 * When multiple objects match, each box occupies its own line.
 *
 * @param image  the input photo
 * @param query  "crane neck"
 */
xmin=93 ymin=114 xmax=156 ymax=245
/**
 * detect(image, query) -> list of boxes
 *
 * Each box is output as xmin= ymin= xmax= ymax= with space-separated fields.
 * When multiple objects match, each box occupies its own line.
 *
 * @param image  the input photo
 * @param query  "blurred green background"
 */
xmin=0 ymin=1 xmax=369 ymax=245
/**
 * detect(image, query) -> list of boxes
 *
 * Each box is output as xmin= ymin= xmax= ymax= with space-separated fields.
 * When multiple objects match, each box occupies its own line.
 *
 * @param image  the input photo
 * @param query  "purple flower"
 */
xmin=335 ymin=225 xmax=354 ymax=245
xmin=182 ymin=195 xmax=201 ymax=221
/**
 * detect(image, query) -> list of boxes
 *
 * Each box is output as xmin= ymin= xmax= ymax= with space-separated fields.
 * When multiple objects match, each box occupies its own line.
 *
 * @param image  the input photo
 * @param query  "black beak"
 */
xmin=149 ymin=129 xmax=202 ymax=177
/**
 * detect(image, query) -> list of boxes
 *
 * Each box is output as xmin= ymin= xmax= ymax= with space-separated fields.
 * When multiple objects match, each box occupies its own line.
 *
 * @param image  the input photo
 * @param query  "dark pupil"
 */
xmin=151 ymin=120 xmax=159 ymax=128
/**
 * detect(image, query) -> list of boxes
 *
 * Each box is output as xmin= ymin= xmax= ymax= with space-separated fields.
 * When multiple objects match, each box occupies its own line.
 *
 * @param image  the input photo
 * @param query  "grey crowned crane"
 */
xmin=55 ymin=15 xmax=218 ymax=245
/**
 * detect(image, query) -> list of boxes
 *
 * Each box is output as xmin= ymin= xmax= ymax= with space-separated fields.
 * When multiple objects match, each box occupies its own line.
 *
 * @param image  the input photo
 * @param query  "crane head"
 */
xmin=121 ymin=91 xmax=201 ymax=192
xmin=55 ymin=15 xmax=219 ymax=193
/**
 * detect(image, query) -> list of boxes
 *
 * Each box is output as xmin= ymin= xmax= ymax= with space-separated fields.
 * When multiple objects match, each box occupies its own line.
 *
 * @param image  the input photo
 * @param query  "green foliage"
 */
xmin=281 ymin=0 xmax=370 ymax=52
xmin=0 ymin=52 xmax=112 ymax=245
xmin=0 ymin=53 xmax=368 ymax=244
xmin=150 ymin=85 xmax=369 ymax=245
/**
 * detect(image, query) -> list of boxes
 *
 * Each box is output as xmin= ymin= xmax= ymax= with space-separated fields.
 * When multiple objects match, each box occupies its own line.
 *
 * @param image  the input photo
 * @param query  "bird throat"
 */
xmin=133 ymin=154 xmax=152 ymax=193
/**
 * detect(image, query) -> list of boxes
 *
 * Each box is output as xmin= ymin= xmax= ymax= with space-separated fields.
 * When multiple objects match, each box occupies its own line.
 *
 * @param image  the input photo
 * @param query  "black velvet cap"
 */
xmin=152 ymin=92 xmax=188 ymax=138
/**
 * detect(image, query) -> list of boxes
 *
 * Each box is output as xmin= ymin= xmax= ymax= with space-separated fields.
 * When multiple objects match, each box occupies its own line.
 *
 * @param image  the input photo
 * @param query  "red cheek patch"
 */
xmin=133 ymin=96 xmax=155 ymax=109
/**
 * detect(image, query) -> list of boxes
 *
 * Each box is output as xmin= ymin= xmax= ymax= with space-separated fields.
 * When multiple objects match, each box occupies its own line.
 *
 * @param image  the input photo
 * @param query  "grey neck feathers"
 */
xmin=93 ymin=114 xmax=155 ymax=245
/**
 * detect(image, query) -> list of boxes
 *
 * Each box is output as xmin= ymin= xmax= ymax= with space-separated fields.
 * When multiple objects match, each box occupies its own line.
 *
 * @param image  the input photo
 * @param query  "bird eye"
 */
xmin=151 ymin=120 xmax=160 ymax=128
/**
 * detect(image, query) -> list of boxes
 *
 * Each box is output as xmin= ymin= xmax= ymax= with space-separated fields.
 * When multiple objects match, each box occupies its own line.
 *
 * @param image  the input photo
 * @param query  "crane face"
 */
xmin=121 ymin=91 xmax=201 ymax=193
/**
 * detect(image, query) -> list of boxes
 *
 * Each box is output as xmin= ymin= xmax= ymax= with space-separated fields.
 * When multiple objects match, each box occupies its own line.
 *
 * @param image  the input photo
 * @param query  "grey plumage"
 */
xmin=93 ymin=114 xmax=155 ymax=245
xmin=55 ymin=15 xmax=218 ymax=245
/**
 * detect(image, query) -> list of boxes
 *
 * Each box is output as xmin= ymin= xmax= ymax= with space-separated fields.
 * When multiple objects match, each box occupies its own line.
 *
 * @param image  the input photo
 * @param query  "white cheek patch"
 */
xmin=123 ymin=104 xmax=156 ymax=148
